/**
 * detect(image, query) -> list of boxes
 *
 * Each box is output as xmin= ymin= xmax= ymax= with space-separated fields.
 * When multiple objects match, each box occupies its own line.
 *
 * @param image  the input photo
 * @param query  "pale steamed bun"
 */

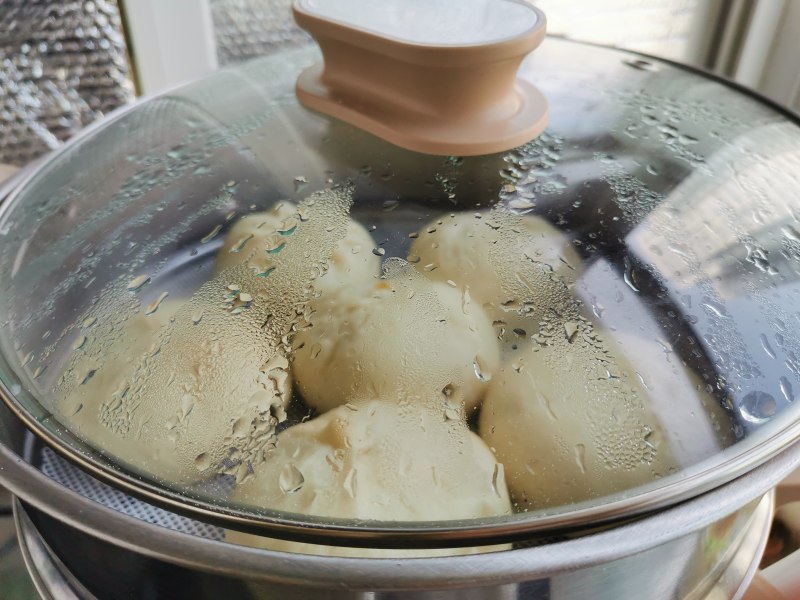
xmin=61 ymin=298 xmax=292 ymax=485
xmin=215 ymin=202 xmax=380 ymax=294
xmin=479 ymin=324 xmax=673 ymax=509
xmin=292 ymin=260 xmax=500 ymax=414
xmin=227 ymin=399 xmax=512 ymax=557
xmin=410 ymin=212 xmax=580 ymax=335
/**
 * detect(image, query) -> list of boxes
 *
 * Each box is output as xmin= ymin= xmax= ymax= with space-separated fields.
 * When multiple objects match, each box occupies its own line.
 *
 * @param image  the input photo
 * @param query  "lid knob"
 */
xmin=293 ymin=0 xmax=549 ymax=156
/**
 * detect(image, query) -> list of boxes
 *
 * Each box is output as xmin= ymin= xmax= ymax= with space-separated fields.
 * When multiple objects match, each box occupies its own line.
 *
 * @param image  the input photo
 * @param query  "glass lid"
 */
xmin=2 ymin=19 xmax=800 ymax=548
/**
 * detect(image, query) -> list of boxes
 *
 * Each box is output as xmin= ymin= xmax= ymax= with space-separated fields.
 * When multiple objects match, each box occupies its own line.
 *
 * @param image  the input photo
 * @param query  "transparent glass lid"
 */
xmin=1 ymin=38 xmax=800 ymax=547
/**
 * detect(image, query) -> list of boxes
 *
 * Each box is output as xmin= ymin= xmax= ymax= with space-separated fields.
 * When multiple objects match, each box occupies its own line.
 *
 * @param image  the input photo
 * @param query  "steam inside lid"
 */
xmin=299 ymin=0 xmax=539 ymax=45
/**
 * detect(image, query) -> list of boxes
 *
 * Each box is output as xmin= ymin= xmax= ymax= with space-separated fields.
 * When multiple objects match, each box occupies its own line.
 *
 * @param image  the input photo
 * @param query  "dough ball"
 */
xmin=479 ymin=325 xmax=673 ymax=510
xmin=410 ymin=212 xmax=580 ymax=338
xmin=215 ymin=203 xmax=380 ymax=294
xmin=292 ymin=261 xmax=500 ymax=414
xmin=227 ymin=399 xmax=512 ymax=557
xmin=61 ymin=298 xmax=293 ymax=485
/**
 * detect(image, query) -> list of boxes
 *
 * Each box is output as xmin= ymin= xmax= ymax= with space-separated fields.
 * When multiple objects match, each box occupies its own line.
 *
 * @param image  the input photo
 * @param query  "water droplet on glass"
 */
xmin=230 ymin=234 xmax=253 ymax=253
xmin=623 ymin=256 xmax=640 ymax=292
xmin=701 ymin=299 xmax=730 ymax=318
xmin=145 ymin=292 xmax=169 ymax=315
xmin=126 ymin=274 xmax=150 ymax=292
xmin=278 ymin=217 xmax=298 ymax=236
xmin=473 ymin=356 xmax=492 ymax=382
xmin=342 ymin=468 xmax=358 ymax=498
xmin=80 ymin=367 xmax=97 ymax=384
xmin=82 ymin=317 xmax=97 ymax=328
xmin=740 ymin=391 xmax=777 ymax=424
xmin=509 ymin=197 xmax=534 ymax=210
xmin=492 ymin=463 xmax=505 ymax=497
xmin=279 ymin=463 xmax=305 ymax=494
xmin=265 ymin=235 xmax=286 ymax=254
xmin=780 ymin=377 xmax=794 ymax=403
xmin=382 ymin=200 xmax=399 ymax=212
xmin=191 ymin=309 xmax=204 ymax=324
xmin=194 ymin=453 xmax=213 ymax=471
xmin=372 ymin=247 xmax=385 ymax=256
xmin=294 ymin=176 xmax=308 ymax=193
xmin=201 ymin=225 xmax=222 ymax=243
xmin=232 ymin=416 xmax=249 ymax=437
xmin=760 ymin=333 xmax=776 ymax=359
xmin=564 ymin=322 xmax=579 ymax=342
xmin=574 ymin=444 xmax=587 ymax=473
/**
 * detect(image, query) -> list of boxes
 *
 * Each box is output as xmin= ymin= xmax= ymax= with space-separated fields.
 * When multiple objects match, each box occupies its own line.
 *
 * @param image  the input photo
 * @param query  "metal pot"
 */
xmin=0 ymin=400 xmax=790 ymax=599
xmin=2 ymin=1 xmax=800 ymax=597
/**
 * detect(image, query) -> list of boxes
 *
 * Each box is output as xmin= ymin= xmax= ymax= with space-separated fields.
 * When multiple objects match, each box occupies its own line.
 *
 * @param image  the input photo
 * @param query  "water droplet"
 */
xmin=382 ymin=200 xmax=399 ymax=211
xmin=760 ymin=334 xmax=776 ymax=359
xmin=230 ymin=234 xmax=253 ymax=253
xmin=461 ymin=287 xmax=471 ymax=315
xmin=492 ymin=463 xmax=505 ymax=497
xmin=191 ymin=309 xmax=204 ymax=324
xmin=181 ymin=394 xmax=195 ymax=418
xmin=473 ymin=357 xmax=492 ymax=382
xmin=623 ymin=256 xmax=640 ymax=292
xmin=82 ymin=317 xmax=97 ymax=328
xmin=439 ymin=401 xmax=463 ymax=424
xmin=265 ymin=235 xmax=286 ymax=254
xmin=32 ymin=365 xmax=46 ymax=379
xmin=145 ymin=291 xmax=169 ymax=315
xmin=343 ymin=468 xmax=357 ymax=498
xmin=574 ymin=444 xmax=587 ymax=474
xmin=126 ymin=274 xmax=150 ymax=292
xmin=293 ymin=176 xmax=308 ymax=192
xmin=509 ymin=197 xmax=534 ymax=210
xmin=278 ymin=217 xmax=298 ymax=236
xmin=564 ymin=322 xmax=579 ymax=342
xmin=195 ymin=453 xmax=213 ymax=471
xmin=372 ymin=247 xmax=385 ymax=256
xmin=780 ymin=377 xmax=794 ymax=403
xmin=701 ymin=299 xmax=730 ymax=318
xmin=256 ymin=266 xmax=276 ymax=277
xmin=740 ymin=391 xmax=777 ymax=424
xmin=21 ymin=351 xmax=34 ymax=367
xmin=279 ymin=463 xmax=305 ymax=493
xmin=79 ymin=367 xmax=97 ymax=384
xmin=232 ymin=416 xmax=249 ymax=437
xmin=201 ymin=225 xmax=222 ymax=243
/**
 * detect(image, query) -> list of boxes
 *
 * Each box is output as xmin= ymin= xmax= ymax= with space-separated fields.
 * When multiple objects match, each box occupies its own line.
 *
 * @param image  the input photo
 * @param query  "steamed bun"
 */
xmin=60 ymin=298 xmax=292 ymax=485
xmin=215 ymin=202 xmax=380 ymax=294
xmin=292 ymin=261 xmax=500 ymax=414
xmin=479 ymin=325 xmax=673 ymax=509
xmin=227 ymin=399 xmax=512 ymax=557
xmin=410 ymin=212 xmax=580 ymax=336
